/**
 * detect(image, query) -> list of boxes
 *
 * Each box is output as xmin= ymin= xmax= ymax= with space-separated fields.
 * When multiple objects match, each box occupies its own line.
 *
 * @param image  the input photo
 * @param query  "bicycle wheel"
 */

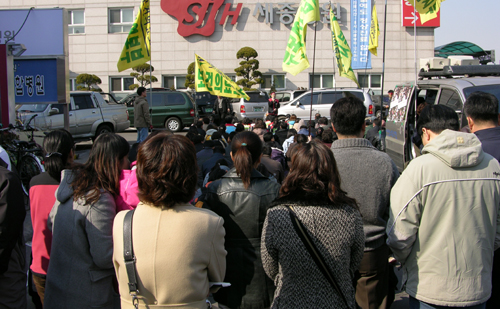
xmin=18 ymin=152 xmax=45 ymax=196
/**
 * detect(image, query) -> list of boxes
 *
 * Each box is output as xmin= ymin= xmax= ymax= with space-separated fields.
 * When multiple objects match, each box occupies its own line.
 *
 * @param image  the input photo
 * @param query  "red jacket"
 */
xmin=29 ymin=172 xmax=59 ymax=275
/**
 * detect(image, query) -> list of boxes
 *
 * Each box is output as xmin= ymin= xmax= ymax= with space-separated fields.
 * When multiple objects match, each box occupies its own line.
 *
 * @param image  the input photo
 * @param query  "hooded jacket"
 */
xmin=387 ymin=130 xmax=500 ymax=307
xmin=45 ymin=170 xmax=118 ymax=309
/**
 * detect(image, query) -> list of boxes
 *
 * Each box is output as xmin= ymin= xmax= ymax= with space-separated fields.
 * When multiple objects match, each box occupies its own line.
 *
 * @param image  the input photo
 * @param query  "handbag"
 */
xmin=123 ymin=209 xmax=216 ymax=309
xmin=285 ymin=205 xmax=350 ymax=308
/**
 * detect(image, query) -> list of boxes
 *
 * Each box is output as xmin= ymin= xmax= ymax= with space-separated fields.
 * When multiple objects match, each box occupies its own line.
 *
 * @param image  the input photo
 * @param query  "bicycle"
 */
xmin=0 ymin=114 xmax=45 ymax=196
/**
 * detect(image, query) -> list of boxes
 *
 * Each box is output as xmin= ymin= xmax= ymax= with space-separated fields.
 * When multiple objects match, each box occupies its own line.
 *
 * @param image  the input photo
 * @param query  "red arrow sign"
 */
xmin=402 ymin=0 xmax=440 ymax=27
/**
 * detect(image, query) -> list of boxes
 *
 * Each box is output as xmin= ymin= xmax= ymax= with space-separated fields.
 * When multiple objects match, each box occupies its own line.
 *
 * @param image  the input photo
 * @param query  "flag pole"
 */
xmin=309 ymin=22 xmax=318 ymax=137
xmin=379 ymin=0 xmax=388 ymax=118
xmin=331 ymin=2 xmax=337 ymax=93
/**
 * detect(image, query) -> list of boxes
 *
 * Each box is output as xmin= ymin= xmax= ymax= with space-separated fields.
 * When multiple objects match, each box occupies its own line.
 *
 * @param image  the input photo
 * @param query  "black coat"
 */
xmin=200 ymin=168 xmax=280 ymax=309
xmin=214 ymin=97 xmax=233 ymax=118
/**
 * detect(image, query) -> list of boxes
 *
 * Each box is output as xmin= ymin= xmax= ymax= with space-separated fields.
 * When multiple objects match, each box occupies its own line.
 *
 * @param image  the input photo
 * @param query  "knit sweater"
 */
xmin=261 ymin=194 xmax=365 ymax=309
xmin=331 ymin=138 xmax=399 ymax=251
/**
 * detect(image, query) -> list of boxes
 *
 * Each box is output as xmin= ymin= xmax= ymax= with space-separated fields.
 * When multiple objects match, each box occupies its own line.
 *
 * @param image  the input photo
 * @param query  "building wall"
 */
xmin=2 ymin=0 xmax=436 ymax=95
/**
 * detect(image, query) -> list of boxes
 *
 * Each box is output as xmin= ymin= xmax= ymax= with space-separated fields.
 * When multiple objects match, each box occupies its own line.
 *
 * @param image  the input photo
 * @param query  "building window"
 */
xmin=68 ymin=10 xmax=85 ymax=34
xmin=110 ymin=77 xmax=135 ymax=91
xmin=109 ymin=8 xmax=134 ymax=33
xmin=358 ymin=74 xmax=382 ymax=94
xmin=163 ymin=75 xmax=187 ymax=90
xmin=263 ymin=74 xmax=285 ymax=89
xmin=310 ymin=74 xmax=334 ymax=88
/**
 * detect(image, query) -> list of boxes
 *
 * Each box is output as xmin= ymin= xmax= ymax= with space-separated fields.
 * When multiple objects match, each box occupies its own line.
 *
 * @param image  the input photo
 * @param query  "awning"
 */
xmin=435 ymin=41 xmax=495 ymax=63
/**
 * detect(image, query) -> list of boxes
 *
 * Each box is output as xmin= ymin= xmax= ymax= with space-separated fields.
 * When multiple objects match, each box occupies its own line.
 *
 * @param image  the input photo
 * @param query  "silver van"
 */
xmin=230 ymin=91 xmax=269 ymax=120
xmin=385 ymin=65 xmax=500 ymax=171
xmin=279 ymin=88 xmax=376 ymax=119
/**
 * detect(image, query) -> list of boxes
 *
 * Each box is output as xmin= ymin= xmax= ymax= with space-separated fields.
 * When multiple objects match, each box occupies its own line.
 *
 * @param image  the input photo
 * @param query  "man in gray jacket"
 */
xmin=330 ymin=97 xmax=399 ymax=309
xmin=387 ymin=105 xmax=500 ymax=308
xmin=134 ymin=86 xmax=152 ymax=143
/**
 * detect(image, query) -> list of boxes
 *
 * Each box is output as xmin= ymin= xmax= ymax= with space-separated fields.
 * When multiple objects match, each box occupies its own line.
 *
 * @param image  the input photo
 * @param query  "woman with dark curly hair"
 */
xmin=45 ymin=133 xmax=130 ymax=309
xmin=113 ymin=133 xmax=226 ymax=309
xmin=261 ymin=140 xmax=365 ymax=308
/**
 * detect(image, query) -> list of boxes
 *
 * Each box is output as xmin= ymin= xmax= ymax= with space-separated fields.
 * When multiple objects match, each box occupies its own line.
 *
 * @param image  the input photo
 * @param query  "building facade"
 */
xmin=1 ymin=0 xmax=436 ymax=99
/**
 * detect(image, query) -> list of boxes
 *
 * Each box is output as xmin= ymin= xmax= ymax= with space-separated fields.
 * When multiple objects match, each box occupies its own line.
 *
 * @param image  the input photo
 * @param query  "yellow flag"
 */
xmin=368 ymin=5 xmax=380 ymax=56
xmin=117 ymin=0 xmax=151 ymax=72
xmin=407 ymin=0 xmax=445 ymax=24
xmin=282 ymin=0 xmax=320 ymax=76
xmin=195 ymin=54 xmax=249 ymax=101
xmin=330 ymin=9 xmax=359 ymax=88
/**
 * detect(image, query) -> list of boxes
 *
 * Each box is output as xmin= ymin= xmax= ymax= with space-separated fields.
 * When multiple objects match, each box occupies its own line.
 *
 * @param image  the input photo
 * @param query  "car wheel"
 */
xmin=375 ymin=110 xmax=382 ymax=118
xmin=94 ymin=124 xmax=113 ymax=140
xmin=165 ymin=117 xmax=182 ymax=132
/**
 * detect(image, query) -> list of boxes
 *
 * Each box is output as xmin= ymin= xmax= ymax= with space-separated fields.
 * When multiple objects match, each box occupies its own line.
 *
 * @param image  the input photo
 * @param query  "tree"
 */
xmin=76 ymin=73 xmax=102 ymax=91
xmin=270 ymin=83 xmax=277 ymax=94
xmin=185 ymin=62 xmax=195 ymax=89
xmin=234 ymin=47 xmax=263 ymax=91
xmin=129 ymin=63 xmax=158 ymax=90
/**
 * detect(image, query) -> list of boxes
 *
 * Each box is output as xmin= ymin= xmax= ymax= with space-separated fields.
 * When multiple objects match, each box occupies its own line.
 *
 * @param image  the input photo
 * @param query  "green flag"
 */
xmin=282 ymin=0 xmax=320 ymax=76
xmin=195 ymin=54 xmax=249 ymax=101
xmin=117 ymin=0 xmax=151 ymax=72
xmin=407 ymin=0 xmax=445 ymax=24
xmin=330 ymin=9 xmax=359 ymax=88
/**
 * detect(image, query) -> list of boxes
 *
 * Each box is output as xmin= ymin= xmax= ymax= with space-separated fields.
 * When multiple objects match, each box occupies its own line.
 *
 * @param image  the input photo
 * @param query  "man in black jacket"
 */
xmin=214 ymin=96 xmax=233 ymax=120
xmin=0 ymin=158 xmax=27 ymax=308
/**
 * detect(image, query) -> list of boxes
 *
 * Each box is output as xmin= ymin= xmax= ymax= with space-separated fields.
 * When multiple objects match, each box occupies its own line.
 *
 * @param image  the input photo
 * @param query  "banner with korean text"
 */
xmin=368 ymin=4 xmax=379 ymax=56
xmin=195 ymin=54 xmax=249 ymax=100
xmin=282 ymin=0 xmax=320 ymax=76
xmin=330 ymin=9 xmax=359 ymax=87
xmin=350 ymin=0 xmax=371 ymax=69
xmin=117 ymin=0 xmax=151 ymax=72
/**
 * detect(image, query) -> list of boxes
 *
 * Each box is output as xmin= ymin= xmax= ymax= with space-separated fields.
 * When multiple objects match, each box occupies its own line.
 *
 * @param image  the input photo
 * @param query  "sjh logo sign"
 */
xmin=161 ymin=0 xmax=242 ymax=37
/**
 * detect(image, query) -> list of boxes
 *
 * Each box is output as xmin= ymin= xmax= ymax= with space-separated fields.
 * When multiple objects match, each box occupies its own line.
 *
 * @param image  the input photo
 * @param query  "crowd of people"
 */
xmin=0 ymin=90 xmax=499 ymax=309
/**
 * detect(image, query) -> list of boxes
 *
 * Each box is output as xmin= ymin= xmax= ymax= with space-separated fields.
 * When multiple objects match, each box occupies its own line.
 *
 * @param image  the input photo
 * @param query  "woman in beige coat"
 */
xmin=113 ymin=134 xmax=226 ymax=308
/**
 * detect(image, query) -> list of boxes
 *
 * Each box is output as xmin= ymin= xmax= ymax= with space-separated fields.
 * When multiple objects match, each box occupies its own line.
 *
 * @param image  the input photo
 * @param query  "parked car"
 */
xmin=121 ymin=89 xmax=196 ymax=132
xmin=230 ymin=91 xmax=269 ymax=120
xmin=194 ymin=91 xmax=217 ymax=118
xmin=275 ymin=89 xmax=307 ymax=103
xmin=16 ymin=91 xmax=130 ymax=141
xmin=279 ymin=88 xmax=376 ymax=119
xmin=385 ymin=65 xmax=500 ymax=171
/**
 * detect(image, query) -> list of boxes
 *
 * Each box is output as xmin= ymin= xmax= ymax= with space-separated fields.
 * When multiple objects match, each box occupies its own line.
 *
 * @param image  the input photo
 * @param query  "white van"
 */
xmin=385 ymin=65 xmax=500 ymax=171
xmin=279 ymin=88 xmax=376 ymax=119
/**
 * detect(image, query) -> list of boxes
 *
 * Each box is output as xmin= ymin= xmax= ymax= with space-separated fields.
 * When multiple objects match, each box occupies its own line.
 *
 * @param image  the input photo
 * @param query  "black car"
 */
xmin=195 ymin=92 xmax=217 ymax=118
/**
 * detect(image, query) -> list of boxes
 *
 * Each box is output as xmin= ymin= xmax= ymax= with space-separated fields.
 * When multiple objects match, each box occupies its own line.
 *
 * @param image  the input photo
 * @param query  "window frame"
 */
xmin=309 ymin=74 xmax=335 ymax=89
xmin=108 ymin=7 xmax=134 ymax=34
xmin=263 ymin=74 xmax=286 ymax=90
xmin=357 ymin=73 xmax=382 ymax=94
xmin=68 ymin=9 xmax=85 ymax=35
xmin=162 ymin=75 xmax=188 ymax=90
xmin=109 ymin=76 xmax=135 ymax=92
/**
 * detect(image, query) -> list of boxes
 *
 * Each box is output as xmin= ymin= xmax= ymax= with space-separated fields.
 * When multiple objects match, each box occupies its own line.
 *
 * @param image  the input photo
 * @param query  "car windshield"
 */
xmin=16 ymin=104 xmax=48 ymax=112
xmin=195 ymin=92 xmax=217 ymax=104
xmin=245 ymin=92 xmax=269 ymax=102
xmin=463 ymin=85 xmax=500 ymax=107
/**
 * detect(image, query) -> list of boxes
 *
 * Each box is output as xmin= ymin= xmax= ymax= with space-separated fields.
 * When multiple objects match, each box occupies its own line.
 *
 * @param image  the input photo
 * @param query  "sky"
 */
xmin=434 ymin=0 xmax=500 ymax=63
